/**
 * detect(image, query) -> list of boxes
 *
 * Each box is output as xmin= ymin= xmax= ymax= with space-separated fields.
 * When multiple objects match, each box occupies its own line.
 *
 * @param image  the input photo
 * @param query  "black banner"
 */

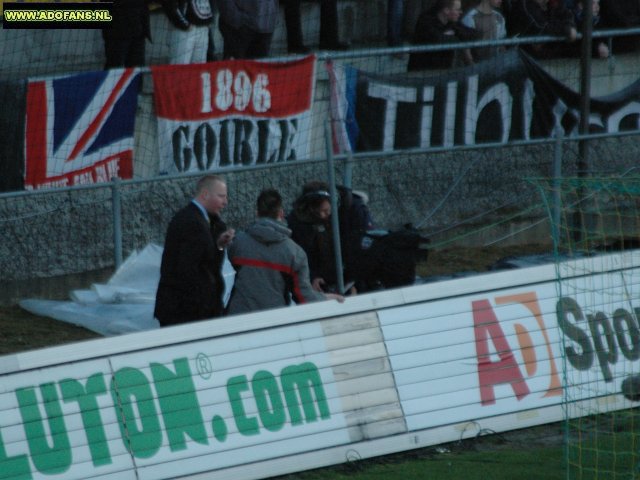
xmin=332 ymin=49 xmax=640 ymax=152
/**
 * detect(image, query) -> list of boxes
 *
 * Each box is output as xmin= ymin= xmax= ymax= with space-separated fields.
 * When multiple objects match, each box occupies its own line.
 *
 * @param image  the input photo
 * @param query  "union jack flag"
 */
xmin=25 ymin=68 xmax=141 ymax=189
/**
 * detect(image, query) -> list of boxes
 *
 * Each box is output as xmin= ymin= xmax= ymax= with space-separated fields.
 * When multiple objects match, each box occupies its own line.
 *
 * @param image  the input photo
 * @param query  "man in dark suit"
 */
xmin=154 ymin=175 xmax=235 ymax=327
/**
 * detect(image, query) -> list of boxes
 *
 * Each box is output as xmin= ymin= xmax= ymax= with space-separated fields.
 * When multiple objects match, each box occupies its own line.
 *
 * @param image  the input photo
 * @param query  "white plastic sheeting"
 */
xmin=19 ymin=244 xmax=236 ymax=336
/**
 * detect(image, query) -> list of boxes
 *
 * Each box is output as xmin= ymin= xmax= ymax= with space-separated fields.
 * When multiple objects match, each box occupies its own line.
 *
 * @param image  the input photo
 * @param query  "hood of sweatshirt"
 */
xmin=246 ymin=217 xmax=291 ymax=245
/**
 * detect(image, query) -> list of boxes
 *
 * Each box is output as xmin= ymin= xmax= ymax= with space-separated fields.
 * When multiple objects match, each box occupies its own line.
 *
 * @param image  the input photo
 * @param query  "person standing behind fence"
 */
xmin=599 ymin=0 xmax=640 ymax=53
xmin=408 ymin=0 xmax=478 ymax=71
xmin=226 ymin=189 xmax=343 ymax=315
xmin=564 ymin=0 xmax=609 ymax=58
xmin=287 ymin=182 xmax=341 ymax=293
xmin=160 ymin=0 xmax=215 ymax=64
xmin=154 ymin=175 xmax=235 ymax=327
xmin=217 ymin=0 xmax=279 ymax=59
xmin=503 ymin=0 xmax=577 ymax=57
xmin=280 ymin=0 xmax=349 ymax=53
xmin=388 ymin=0 xmax=406 ymax=46
xmin=102 ymin=0 xmax=151 ymax=68
xmin=461 ymin=0 xmax=507 ymax=61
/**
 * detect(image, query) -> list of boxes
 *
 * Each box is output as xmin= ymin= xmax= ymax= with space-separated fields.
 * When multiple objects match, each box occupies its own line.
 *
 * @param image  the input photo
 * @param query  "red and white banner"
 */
xmin=151 ymin=56 xmax=316 ymax=174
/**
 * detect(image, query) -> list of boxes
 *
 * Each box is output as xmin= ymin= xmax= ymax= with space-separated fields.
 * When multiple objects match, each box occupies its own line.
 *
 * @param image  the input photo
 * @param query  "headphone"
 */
xmin=303 ymin=190 xmax=331 ymax=199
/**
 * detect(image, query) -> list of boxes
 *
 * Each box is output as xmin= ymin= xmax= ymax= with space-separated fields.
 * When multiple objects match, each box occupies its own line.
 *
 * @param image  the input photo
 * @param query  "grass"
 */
xmin=274 ymin=412 xmax=640 ymax=480
xmin=274 ymin=439 xmax=565 ymax=480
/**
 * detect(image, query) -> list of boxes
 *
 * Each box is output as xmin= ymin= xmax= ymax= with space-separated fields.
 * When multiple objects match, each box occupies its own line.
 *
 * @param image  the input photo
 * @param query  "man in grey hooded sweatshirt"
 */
xmin=227 ymin=188 xmax=344 ymax=315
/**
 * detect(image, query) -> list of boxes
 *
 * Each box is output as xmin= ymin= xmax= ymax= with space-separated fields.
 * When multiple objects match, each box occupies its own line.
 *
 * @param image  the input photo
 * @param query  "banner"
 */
xmin=328 ymin=49 xmax=640 ymax=153
xmin=151 ymin=56 xmax=316 ymax=174
xmin=24 ymin=68 xmax=141 ymax=189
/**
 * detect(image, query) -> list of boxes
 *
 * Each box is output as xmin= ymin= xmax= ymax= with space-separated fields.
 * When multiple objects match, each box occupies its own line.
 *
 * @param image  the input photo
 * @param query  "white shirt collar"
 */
xmin=191 ymin=199 xmax=209 ymax=221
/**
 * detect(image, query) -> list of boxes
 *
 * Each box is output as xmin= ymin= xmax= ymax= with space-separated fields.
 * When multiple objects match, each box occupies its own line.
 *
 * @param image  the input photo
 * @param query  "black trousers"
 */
xmin=219 ymin=20 xmax=274 ymax=59
xmin=102 ymin=29 xmax=146 ymax=69
xmin=280 ymin=0 xmax=340 ymax=49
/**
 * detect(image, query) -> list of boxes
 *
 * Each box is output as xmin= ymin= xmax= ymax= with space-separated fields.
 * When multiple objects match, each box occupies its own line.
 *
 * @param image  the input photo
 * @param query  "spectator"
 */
xmin=388 ymin=0 xmax=405 ymax=46
xmin=226 ymin=189 xmax=343 ymax=315
xmin=218 ymin=0 xmax=279 ymax=58
xmin=206 ymin=3 xmax=220 ymax=61
xmin=461 ymin=0 xmax=507 ymax=61
xmin=154 ymin=175 xmax=235 ymax=327
xmin=403 ymin=0 xmax=432 ymax=40
xmin=599 ymin=0 xmax=640 ymax=53
xmin=408 ymin=0 xmax=478 ymax=71
xmin=504 ymin=0 xmax=577 ymax=57
xmin=287 ymin=181 xmax=346 ymax=293
xmin=566 ymin=0 xmax=610 ymax=58
xmin=161 ymin=0 xmax=215 ymax=64
xmin=102 ymin=0 xmax=151 ymax=69
xmin=280 ymin=0 xmax=349 ymax=53
xmin=336 ymin=185 xmax=376 ymax=292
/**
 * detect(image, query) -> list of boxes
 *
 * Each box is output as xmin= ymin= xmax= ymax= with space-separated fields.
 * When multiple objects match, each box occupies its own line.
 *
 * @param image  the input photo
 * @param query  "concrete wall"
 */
xmin=2 ymin=132 xmax=639 ymax=305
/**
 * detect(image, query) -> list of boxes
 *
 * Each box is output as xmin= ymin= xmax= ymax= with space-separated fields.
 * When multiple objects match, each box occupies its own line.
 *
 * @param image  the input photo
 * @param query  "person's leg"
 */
xmin=403 ymin=0 xmax=429 ymax=40
xmin=247 ymin=32 xmax=275 ymax=59
xmin=387 ymin=0 xmax=404 ymax=46
xmin=219 ymin=20 xmax=251 ymax=59
xmin=319 ymin=0 xmax=348 ymax=49
xmin=124 ymin=34 xmax=146 ymax=67
xmin=190 ymin=25 xmax=209 ymax=63
xmin=281 ymin=0 xmax=308 ymax=52
xmin=167 ymin=24 xmax=197 ymax=64
xmin=102 ymin=30 xmax=128 ymax=69
xmin=207 ymin=5 xmax=219 ymax=61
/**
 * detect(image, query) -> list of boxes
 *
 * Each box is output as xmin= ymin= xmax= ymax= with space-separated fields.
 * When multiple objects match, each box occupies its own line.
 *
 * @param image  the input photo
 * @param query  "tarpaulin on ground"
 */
xmin=151 ymin=55 xmax=316 ymax=174
xmin=328 ymin=49 xmax=640 ymax=153
xmin=19 ymin=244 xmax=237 ymax=336
xmin=24 ymin=68 xmax=142 ymax=189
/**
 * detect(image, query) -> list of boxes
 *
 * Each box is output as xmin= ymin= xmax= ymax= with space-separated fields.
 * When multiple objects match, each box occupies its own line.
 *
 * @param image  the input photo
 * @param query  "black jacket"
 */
xmin=162 ymin=0 xmax=214 ymax=30
xmin=408 ymin=12 xmax=478 ymax=71
xmin=154 ymin=202 xmax=227 ymax=326
xmin=287 ymin=209 xmax=338 ymax=288
xmin=505 ymin=0 xmax=575 ymax=38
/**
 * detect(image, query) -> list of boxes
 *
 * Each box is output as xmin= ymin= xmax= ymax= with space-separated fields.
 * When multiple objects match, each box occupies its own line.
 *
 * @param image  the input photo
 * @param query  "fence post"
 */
xmin=575 ymin=3 xmax=593 ymax=243
xmin=343 ymin=151 xmax=353 ymax=189
xmin=552 ymin=129 xmax=563 ymax=247
xmin=111 ymin=177 xmax=123 ymax=269
xmin=324 ymin=122 xmax=345 ymax=295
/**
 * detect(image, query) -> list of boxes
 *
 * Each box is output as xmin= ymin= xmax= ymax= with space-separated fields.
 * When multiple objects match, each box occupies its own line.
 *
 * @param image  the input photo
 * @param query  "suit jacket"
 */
xmin=154 ymin=202 xmax=227 ymax=326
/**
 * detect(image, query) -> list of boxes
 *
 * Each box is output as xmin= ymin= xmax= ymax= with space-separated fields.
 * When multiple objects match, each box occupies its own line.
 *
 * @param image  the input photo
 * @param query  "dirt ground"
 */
xmin=0 ymin=243 xmax=554 ymax=356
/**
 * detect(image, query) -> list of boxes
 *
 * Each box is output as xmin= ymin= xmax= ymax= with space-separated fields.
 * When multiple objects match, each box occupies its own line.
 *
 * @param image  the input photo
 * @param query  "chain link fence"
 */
xmin=2 ymin=29 xmax=640 ymax=303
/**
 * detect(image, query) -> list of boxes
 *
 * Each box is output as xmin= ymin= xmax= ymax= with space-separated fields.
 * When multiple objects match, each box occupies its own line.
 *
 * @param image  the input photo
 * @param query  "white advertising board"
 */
xmin=2 ymin=251 xmax=640 ymax=479
xmin=0 ymin=323 xmax=349 ymax=480
xmin=379 ymin=254 xmax=640 ymax=432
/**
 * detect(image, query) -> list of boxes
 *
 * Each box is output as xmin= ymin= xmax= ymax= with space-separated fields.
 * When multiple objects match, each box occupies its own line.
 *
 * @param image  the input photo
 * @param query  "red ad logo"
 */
xmin=473 ymin=292 xmax=562 ymax=405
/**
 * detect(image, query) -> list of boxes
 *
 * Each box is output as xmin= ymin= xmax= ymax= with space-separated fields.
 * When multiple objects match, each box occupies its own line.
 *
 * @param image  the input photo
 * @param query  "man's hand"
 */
xmin=597 ymin=41 xmax=610 ymax=58
xmin=217 ymin=228 xmax=235 ymax=250
xmin=312 ymin=277 xmax=326 ymax=292
xmin=325 ymin=293 xmax=345 ymax=303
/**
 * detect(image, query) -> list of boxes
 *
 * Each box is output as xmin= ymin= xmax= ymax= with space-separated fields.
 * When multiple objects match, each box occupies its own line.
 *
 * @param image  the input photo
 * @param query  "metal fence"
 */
xmin=2 ymin=30 xmax=640 ymax=303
